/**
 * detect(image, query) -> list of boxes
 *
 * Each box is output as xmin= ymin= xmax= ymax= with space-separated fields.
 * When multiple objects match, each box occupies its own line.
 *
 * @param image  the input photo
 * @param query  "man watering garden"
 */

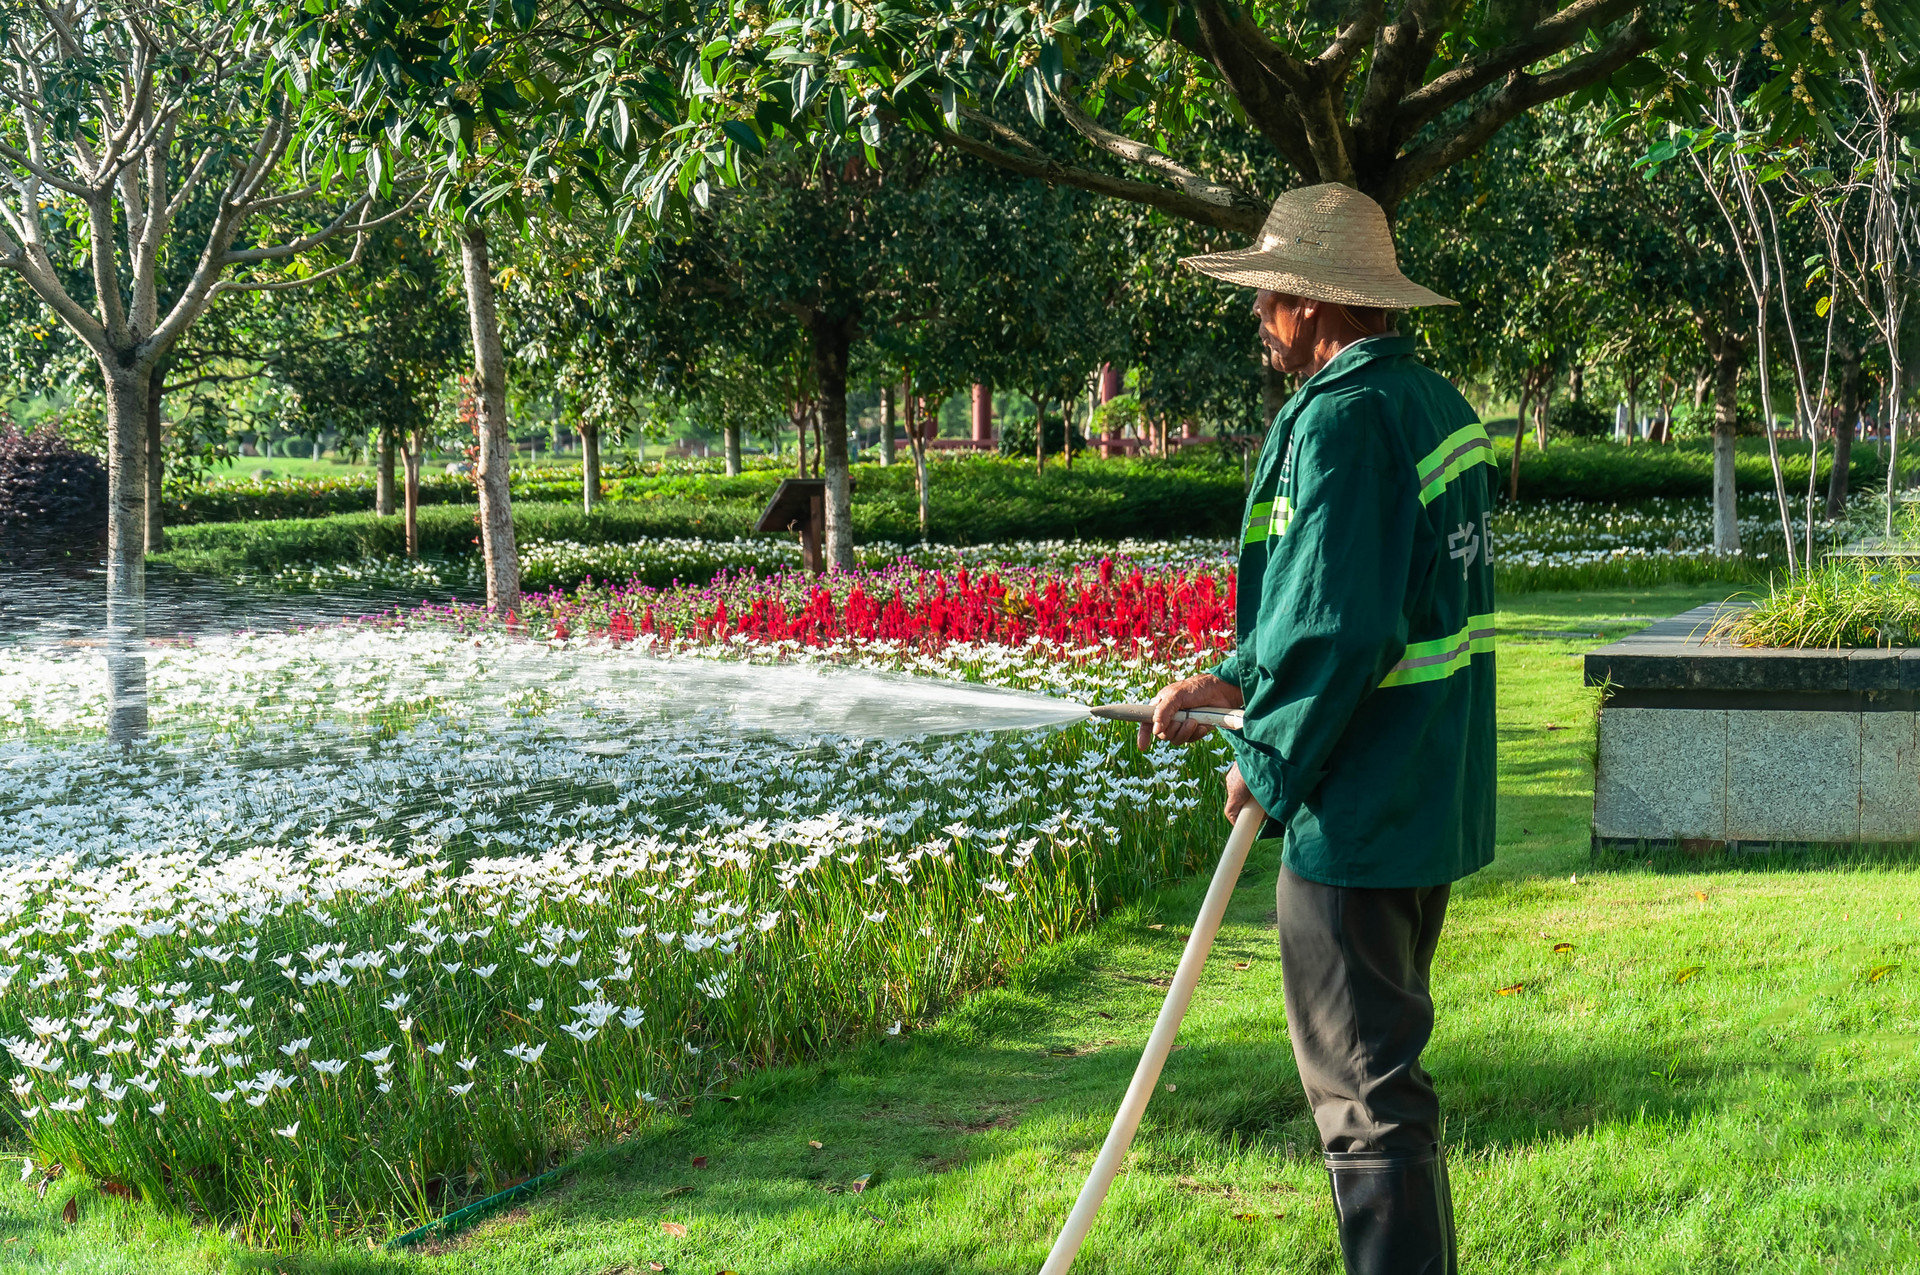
xmin=1147 ymin=183 xmax=1497 ymax=1275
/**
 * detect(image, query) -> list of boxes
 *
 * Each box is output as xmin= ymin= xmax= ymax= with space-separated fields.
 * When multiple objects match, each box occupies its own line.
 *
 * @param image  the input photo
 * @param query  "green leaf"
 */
xmin=720 ymin=119 xmax=763 ymax=156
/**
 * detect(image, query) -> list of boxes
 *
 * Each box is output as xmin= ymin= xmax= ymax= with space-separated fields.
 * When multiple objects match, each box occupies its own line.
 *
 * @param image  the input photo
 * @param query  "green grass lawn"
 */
xmin=7 ymin=582 xmax=1919 ymax=1274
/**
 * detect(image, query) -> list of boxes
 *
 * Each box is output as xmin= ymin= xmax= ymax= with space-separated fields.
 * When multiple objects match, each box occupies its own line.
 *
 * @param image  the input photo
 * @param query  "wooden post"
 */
xmin=802 ymin=488 xmax=825 ymax=575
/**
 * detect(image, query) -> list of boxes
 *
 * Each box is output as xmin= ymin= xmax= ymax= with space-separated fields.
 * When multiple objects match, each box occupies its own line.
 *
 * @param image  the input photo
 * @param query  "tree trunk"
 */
xmin=101 ymin=361 xmax=149 ymax=743
xmin=377 ymin=425 xmax=397 ymax=516
xmin=1828 ymin=343 xmax=1860 ymax=519
xmin=1709 ymin=337 xmax=1743 ymax=555
xmin=1260 ymin=360 xmax=1287 ymax=430
xmin=458 ymin=223 xmax=521 ymax=613
xmin=581 ymin=421 xmax=602 ymax=513
xmin=723 ymin=421 xmax=742 ymax=476
xmin=144 ymin=361 xmax=166 ymax=554
xmin=1508 ymin=380 xmax=1532 ymax=503
xmin=404 ymin=427 xmax=423 ymax=558
xmin=879 ymin=385 xmax=895 ymax=466
xmin=1035 ymin=398 xmax=1047 ymax=476
xmin=904 ymin=376 xmax=929 ymax=540
xmin=1568 ymin=363 xmax=1584 ymax=403
xmin=810 ymin=312 xmax=856 ymax=572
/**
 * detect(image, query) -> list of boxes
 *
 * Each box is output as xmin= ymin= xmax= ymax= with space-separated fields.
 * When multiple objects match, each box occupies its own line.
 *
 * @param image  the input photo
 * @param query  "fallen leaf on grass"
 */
xmin=1234 ymin=1212 xmax=1260 ymax=1221
xmin=1544 ymin=723 xmax=1567 ymax=730
xmin=1047 ymin=1046 xmax=1077 ymax=1057
xmin=1552 ymin=943 xmax=1575 ymax=954
xmin=1868 ymin=964 xmax=1902 ymax=984
xmin=1497 ymin=983 xmax=1524 ymax=996
xmin=1147 ymin=924 xmax=1165 ymax=931
xmin=60 ymin=1197 xmax=75 ymax=1226
xmin=1096 ymin=1011 xmax=1114 ymax=1020
xmin=850 ymin=1173 xmax=873 ymax=1194
xmin=808 ymin=1140 xmax=823 ymax=1149
xmin=648 ymin=1264 xmax=665 ymax=1272
xmin=97 ymin=1181 xmax=135 ymax=1201
xmin=691 ymin=1156 xmax=707 ymax=1170
xmin=661 ymin=1221 xmax=688 ymax=1238
xmin=663 ymin=1186 xmax=694 ymax=1199
xmin=1673 ymin=965 xmax=1704 ymax=986
xmin=1693 ymin=891 xmax=1709 ymax=903
xmin=1233 ymin=962 xmax=1251 ymax=970
xmin=1164 ymin=1083 xmax=1177 ymax=1093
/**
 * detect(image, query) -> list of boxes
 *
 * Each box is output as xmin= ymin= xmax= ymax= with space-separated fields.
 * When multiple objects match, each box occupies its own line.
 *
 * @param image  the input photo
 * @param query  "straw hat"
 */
xmin=1181 ymin=183 xmax=1456 ymax=308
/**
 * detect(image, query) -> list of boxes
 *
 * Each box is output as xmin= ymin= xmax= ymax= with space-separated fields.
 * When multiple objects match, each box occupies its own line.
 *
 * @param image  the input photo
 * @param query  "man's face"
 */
xmin=1253 ymin=289 xmax=1315 ymax=376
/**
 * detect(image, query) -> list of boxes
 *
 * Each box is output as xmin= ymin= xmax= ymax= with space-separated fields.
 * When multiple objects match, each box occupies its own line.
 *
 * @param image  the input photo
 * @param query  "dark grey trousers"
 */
xmin=1276 ymin=865 xmax=1451 ymax=1154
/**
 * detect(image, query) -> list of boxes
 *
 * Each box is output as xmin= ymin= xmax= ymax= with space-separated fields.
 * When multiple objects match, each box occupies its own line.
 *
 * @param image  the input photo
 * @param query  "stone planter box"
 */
xmin=1584 ymin=604 xmax=1920 ymax=855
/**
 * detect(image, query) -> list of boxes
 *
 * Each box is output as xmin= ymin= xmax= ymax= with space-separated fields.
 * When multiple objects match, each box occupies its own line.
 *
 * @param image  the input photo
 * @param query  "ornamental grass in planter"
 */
xmin=1710 ymin=558 xmax=1920 ymax=648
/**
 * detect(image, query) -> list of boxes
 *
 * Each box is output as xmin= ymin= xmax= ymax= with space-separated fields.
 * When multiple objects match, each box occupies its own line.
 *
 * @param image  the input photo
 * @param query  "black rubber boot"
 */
xmin=1323 ymin=1142 xmax=1457 ymax=1275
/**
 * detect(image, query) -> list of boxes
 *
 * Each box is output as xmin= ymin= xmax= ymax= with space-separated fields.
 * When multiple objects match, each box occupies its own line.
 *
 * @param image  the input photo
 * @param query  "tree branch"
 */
xmin=1396 ymin=0 xmax=1645 ymax=137
xmin=1044 ymin=93 xmax=1266 ymax=220
xmin=934 ymin=125 xmax=1264 ymax=236
xmin=1376 ymin=16 xmax=1652 ymax=211
xmin=1177 ymin=1 xmax=1321 ymax=179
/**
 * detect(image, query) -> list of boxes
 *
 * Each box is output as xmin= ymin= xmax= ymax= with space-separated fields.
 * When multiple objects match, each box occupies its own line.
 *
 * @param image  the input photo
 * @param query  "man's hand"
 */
xmin=1223 ymin=763 xmax=1265 ymax=825
xmin=1137 ymin=673 xmax=1245 ymax=750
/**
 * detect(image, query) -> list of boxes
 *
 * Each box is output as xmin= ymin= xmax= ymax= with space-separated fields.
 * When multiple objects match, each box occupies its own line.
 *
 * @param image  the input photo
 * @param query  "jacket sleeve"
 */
xmin=1209 ymin=649 xmax=1246 ymax=688
xmin=1228 ymin=390 xmax=1418 ymax=827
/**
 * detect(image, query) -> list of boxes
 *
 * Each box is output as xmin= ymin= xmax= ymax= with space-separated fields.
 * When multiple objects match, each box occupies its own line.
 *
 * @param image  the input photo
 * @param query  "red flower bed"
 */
xmin=673 ymin=562 xmax=1235 ymax=654
xmin=411 ymin=555 xmax=1238 ymax=658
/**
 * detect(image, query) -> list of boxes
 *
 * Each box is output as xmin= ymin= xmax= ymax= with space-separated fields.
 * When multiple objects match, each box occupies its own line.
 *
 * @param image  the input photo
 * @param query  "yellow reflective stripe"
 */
xmin=1244 ymin=500 xmax=1274 ymax=544
xmin=1416 ymin=424 xmax=1493 ymax=505
xmin=1378 ymin=614 xmax=1496 ymax=688
xmin=1271 ymin=496 xmax=1292 ymax=540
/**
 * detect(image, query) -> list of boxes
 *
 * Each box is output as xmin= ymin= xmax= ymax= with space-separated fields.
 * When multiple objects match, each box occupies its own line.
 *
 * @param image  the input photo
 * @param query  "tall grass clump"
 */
xmin=1710 ymin=558 xmax=1920 ymax=648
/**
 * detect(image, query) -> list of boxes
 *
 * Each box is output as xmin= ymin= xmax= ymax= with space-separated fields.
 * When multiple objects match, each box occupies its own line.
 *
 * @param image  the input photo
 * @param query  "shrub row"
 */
xmin=1496 ymin=436 xmax=1904 ymax=503
xmin=155 ymin=460 xmax=1250 ymax=576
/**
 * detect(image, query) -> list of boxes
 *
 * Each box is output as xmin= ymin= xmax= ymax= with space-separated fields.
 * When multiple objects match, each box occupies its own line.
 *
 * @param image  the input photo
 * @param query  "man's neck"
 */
xmin=1303 ymin=328 xmax=1396 ymax=377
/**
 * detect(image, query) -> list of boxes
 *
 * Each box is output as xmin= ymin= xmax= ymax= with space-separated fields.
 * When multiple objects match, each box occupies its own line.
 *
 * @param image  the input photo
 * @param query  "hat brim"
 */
xmin=1180 ymin=247 xmax=1457 ymax=309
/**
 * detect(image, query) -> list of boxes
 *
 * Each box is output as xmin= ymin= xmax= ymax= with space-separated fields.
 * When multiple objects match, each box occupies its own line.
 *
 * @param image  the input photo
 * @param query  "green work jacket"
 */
xmin=1212 ymin=334 xmax=1496 ymax=889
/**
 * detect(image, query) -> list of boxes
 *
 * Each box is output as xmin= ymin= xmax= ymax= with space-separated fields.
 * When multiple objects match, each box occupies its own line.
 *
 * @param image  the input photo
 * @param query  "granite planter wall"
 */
xmin=1585 ymin=604 xmax=1920 ymax=854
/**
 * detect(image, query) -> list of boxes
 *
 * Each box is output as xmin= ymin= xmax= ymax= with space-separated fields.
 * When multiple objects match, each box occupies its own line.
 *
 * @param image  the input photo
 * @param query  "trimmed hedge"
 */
xmin=164 ymin=466 xmax=631 ymax=524
xmin=1496 ymin=436 xmax=1902 ymax=502
xmin=151 ymin=461 xmax=1248 ymax=579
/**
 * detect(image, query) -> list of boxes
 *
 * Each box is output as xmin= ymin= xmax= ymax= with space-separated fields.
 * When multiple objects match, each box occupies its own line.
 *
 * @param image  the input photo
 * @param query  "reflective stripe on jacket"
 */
xmin=1211 ymin=335 xmax=1497 ymax=889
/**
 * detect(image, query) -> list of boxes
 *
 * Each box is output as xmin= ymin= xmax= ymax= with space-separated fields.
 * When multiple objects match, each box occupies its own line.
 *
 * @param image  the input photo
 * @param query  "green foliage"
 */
xmin=1714 ymin=559 xmax=1920 ymax=648
xmin=1547 ymin=399 xmax=1612 ymax=439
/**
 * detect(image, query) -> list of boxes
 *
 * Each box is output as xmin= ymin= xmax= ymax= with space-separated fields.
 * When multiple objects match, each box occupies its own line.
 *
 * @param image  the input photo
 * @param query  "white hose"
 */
xmin=1037 ymin=800 xmax=1269 ymax=1274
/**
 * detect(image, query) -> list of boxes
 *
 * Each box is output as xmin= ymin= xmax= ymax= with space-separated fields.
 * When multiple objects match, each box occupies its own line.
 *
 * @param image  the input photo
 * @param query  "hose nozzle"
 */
xmin=1089 ymin=702 xmax=1244 ymax=732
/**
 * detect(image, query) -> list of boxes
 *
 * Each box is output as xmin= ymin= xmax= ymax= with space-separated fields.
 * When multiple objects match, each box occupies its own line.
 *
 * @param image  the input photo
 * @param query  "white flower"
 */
xmin=245 ymin=1093 xmax=271 ymax=1108
xmin=278 ymin=1037 xmax=312 ymax=1057
xmin=18 ymin=1159 xmax=31 ymax=1182
xmin=97 ymin=1111 xmax=117 ymax=1127
xmin=448 ymin=1081 xmax=475 ymax=1096
xmin=211 ymin=1090 xmax=235 ymax=1104
xmin=887 ymin=1021 xmax=903 ymax=1036
xmin=504 ymin=1042 xmax=546 ymax=1065
xmin=360 ymin=1045 xmax=393 ymax=1063
xmin=526 ymin=999 xmax=544 ymax=1013
xmin=311 ymin=1059 xmax=348 ymax=1076
xmin=424 ymin=1041 xmax=447 ymax=1056
xmin=455 ymin=1056 xmax=476 ymax=1072
xmin=559 ymin=1023 xmax=598 ymax=1043
xmin=274 ymin=1121 xmax=299 ymax=1139
xmin=473 ymin=964 xmax=499 ymax=979
xmin=148 ymin=1102 xmax=166 ymax=1116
